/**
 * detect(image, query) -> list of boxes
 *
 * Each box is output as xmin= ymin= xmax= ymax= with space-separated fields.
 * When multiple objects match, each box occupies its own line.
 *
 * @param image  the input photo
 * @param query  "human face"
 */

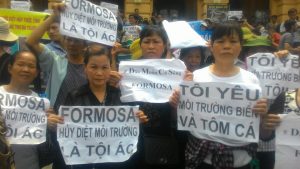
xmin=8 ymin=52 xmax=38 ymax=86
xmin=140 ymin=34 xmax=165 ymax=59
xmin=64 ymin=36 xmax=85 ymax=57
xmin=210 ymin=34 xmax=241 ymax=65
xmin=129 ymin=16 xmax=137 ymax=25
xmin=47 ymin=23 xmax=61 ymax=42
xmin=182 ymin=48 xmax=202 ymax=72
xmin=289 ymin=11 xmax=298 ymax=20
xmin=85 ymin=55 xmax=111 ymax=88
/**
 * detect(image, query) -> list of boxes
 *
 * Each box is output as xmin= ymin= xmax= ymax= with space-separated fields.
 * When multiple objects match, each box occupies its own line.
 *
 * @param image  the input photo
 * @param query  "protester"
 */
xmin=45 ymin=16 xmax=66 ymax=58
xmin=128 ymin=14 xmax=141 ymax=26
xmin=40 ymin=16 xmax=67 ymax=88
xmin=279 ymin=19 xmax=297 ymax=50
xmin=279 ymin=8 xmax=299 ymax=33
xmin=134 ymin=25 xmax=187 ymax=169
xmin=266 ymin=15 xmax=279 ymax=32
xmin=179 ymin=47 xmax=208 ymax=72
xmin=26 ymin=4 xmax=88 ymax=111
xmin=134 ymin=8 xmax=143 ymax=24
xmin=52 ymin=43 xmax=148 ymax=169
xmin=170 ymin=22 xmax=268 ymax=169
xmin=0 ymin=17 xmax=18 ymax=85
xmin=0 ymin=50 xmax=60 ymax=169
xmin=26 ymin=3 xmax=121 ymax=168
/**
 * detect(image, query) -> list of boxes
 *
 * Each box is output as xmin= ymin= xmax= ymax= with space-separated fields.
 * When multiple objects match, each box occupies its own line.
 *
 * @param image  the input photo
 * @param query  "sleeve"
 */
xmin=284 ymin=34 xmax=293 ymax=46
xmin=260 ymin=92 xmax=285 ymax=141
xmin=38 ymin=45 xmax=62 ymax=75
xmin=269 ymin=92 xmax=285 ymax=114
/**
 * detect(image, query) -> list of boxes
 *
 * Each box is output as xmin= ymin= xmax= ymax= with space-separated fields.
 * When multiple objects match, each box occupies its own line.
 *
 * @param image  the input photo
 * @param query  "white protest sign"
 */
xmin=11 ymin=1 xmax=31 ymax=11
xmin=57 ymin=106 xmax=140 ymax=165
xmin=100 ymin=2 xmax=118 ymax=16
xmin=119 ymin=59 xmax=186 ymax=103
xmin=247 ymin=53 xmax=300 ymax=100
xmin=123 ymin=25 xmax=141 ymax=41
xmin=0 ymin=92 xmax=49 ymax=144
xmin=177 ymin=81 xmax=262 ymax=144
xmin=275 ymin=113 xmax=300 ymax=169
xmin=162 ymin=20 xmax=207 ymax=49
xmin=228 ymin=11 xmax=243 ymax=20
xmin=61 ymin=0 xmax=118 ymax=46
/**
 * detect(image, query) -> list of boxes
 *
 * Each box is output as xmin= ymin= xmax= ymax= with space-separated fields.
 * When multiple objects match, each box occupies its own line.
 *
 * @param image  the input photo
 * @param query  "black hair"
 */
xmin=270 ymin=15 xmax=277 ymax=19
xmin=240 ymin=45 xmax=277 ymax=62
xmin=53 ymin=16 xmax=60 ymax=24
xmin=139 ymin=25 xmax=169 ymax=58
xmin=180 ymin=46 xmax=207 ymax=69
xmin=63 ymin=36 xmax=88 ymax=47
xmin=83 ymin=44 xmax=110 ymax=65
xmin=139 ymin=25 xmax=168 ymax=45
xmin=9 ymin=50 xmax=40 ymax=71
xmin=211 ymin=21 xmax=243 ymax=45
xmin=129 ymin=14 xmax=139 ymax=21
xmin=284 ymin=19 xmax=296 ymax=32
xmin=288 ymin=8 xmax=297 ymax=15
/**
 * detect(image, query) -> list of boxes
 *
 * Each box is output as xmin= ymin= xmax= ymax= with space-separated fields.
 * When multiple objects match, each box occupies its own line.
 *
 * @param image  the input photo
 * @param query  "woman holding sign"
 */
xmin=52 ymin=43 xmax=148 ymax=169
xmin=170 ymin=22 xmax=268 ymax=169
xmin=133 ymin=25 xmax=189 ymax=169
xmin=0 ymin=51 xmax=60 ymax=169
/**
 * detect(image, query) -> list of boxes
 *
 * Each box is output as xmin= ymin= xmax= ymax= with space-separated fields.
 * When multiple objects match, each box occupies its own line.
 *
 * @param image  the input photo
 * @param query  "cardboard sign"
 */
xmin=275 ymin=113 xmax=300 ymax=169
xmin=247 ymin=53 xmax=300 ymax=100
xmin=177 ymin=81 xmax=262 ymax=144
xmin=119 ymin=59 xmax=186 ymax=103
xmin=0 ymin=92 xmax=49 ymax=144
xmin=61 ymin=0 xmax=118 ymax=46
xmin=57 ymin=106 xmax=140 ymax=165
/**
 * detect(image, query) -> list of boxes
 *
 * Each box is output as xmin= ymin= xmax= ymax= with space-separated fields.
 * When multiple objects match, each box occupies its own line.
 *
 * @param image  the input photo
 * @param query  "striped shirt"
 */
xmin=53 ymin=62 xmax=87 ymax=112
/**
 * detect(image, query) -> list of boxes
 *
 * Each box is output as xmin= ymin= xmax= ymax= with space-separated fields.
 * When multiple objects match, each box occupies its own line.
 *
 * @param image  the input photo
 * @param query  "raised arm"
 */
xmin=25 ymin=3 xmax=65 ymax=55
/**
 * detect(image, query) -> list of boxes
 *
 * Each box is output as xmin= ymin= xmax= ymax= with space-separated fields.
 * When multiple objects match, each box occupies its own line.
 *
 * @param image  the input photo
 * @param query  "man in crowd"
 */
xmin=279 ymin=8 xmax=299 ymax=33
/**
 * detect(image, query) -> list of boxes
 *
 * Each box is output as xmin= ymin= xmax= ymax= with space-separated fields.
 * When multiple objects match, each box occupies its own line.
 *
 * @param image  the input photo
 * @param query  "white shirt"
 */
xmin=192 ymin=66 xmax=260 ymax=167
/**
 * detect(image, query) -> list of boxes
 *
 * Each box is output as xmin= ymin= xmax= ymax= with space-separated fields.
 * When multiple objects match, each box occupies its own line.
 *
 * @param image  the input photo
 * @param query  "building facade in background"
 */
xmin=0 ymin=0 xmax=299 ymax=23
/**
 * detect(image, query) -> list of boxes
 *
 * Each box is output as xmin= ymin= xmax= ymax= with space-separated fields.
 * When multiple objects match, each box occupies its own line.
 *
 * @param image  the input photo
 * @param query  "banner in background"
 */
xmin=0 ymin=9 xmax=49 ymax=39
xmin=61 ymin=0 xmax=118 ymax=46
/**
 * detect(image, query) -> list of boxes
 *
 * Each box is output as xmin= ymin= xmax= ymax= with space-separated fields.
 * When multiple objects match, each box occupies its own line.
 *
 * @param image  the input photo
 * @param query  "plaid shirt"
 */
xmin=185 ymin=134 xmax=257 ymax=169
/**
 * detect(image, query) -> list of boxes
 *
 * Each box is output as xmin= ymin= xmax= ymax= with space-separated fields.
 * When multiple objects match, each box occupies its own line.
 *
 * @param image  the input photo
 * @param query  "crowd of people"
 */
xmin=0 ymin=1 xmax=299 ymax=169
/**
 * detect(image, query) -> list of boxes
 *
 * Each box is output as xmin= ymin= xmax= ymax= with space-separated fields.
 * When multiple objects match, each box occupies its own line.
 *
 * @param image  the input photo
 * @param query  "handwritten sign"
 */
xmin=100 ymin=2 xmax=118 ymax=16
xmin=57 ymin=106 xmax=140 ymax=165
xmin=275 ymin=113 xmax=300 ymax=169
xmin=10 ymin=1 xmax=31 ymax=11
xmin=61 ymin=0 xmax=118 ymax=46
xmin=119 ymin=59 xmax=186 ymax=103
xmin=207 ymin=4 xmax=228 ymax=23
xmin=123 ymin=25 xmax=141 ymax=41
xmin=247 ymin=53 xmax=300 ymax=100
xmin=177 ymin=81 xmax=261 ymax=144
xmin=228 ymin=11 xmax=243 ymax=21
xmin=0 ymin=92 xmax=49 ymax=144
